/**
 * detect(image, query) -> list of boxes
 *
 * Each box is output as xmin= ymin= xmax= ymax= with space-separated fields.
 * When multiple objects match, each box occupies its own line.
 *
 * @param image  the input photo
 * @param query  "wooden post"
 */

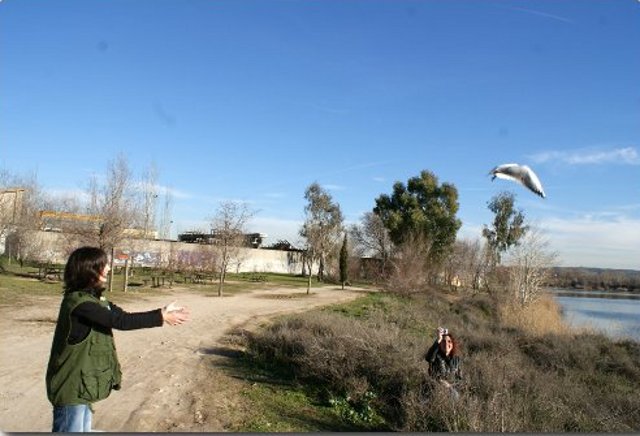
xmin=123 ymin=258 xmax=129 ymax=292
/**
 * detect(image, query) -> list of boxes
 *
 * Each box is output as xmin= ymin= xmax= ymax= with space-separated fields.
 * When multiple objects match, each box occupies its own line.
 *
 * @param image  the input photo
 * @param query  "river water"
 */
xmin=548 ymin=288 xmax=640 ymax=342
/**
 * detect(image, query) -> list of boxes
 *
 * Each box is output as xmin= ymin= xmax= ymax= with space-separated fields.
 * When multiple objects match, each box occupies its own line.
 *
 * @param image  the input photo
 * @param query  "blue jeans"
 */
xmin=52 ymin=404 xmax=92 ymax=432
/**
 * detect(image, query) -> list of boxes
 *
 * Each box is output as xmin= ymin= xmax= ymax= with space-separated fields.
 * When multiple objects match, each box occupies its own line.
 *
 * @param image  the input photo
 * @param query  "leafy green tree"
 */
xmin=339 ymin=234 xmax=348 ymax=289
xmin=482 ymin=191 xmax=528 ymax=265
xmin=300 ymin=182 xmax=344 ymax=293
xmin=373 ymin=170 xmax=461 ymax=264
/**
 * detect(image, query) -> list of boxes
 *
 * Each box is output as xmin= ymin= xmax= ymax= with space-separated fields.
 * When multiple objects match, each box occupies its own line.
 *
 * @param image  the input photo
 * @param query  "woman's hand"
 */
xmin=440 ymin=380 xmax=452 ymax=389
xmin=162 ymin=301 xmax=190 ymax=326
xmin=436 ymin=327 xmax=446 ymax=343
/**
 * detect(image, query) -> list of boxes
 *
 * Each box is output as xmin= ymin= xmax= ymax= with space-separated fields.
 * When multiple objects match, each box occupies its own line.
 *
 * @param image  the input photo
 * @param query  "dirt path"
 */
xmin=0 ymin=285 xmax=368 ymax=432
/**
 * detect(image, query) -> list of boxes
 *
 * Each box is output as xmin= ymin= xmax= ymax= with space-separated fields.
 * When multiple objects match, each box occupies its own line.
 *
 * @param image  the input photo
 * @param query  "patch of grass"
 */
xmin=0 ymin=267 xmax=179 ymax=306
xmin=323 ymin=291 xmax=391 ymax=318
xmin=211 ymin=339 xmax=379 ymax=432
xmin=229 ymin=272 xmax=333 ymax=289
xmin=236 ymin=383 xmax=364 ymax=432
xmin=0 ymin=274 xmax=63 ymax=305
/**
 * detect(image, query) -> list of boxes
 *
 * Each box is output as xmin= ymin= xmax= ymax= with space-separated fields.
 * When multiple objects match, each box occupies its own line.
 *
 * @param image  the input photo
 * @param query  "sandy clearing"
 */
xmin=0 ymin=285 xmax=368 ymax=432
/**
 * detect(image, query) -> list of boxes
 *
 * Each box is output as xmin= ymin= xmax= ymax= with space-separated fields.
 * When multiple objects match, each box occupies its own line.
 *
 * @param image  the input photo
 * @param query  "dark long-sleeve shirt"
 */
xmin=68 ymin=300 xmax=163 ymax=344
xmin=424 ymin=340 xmax=462 ymax=383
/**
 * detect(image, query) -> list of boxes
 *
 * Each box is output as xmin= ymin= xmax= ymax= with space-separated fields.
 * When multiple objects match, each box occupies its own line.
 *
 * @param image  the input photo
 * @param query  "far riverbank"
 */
xmin=548 ymin=288 xmax=640 ymax=342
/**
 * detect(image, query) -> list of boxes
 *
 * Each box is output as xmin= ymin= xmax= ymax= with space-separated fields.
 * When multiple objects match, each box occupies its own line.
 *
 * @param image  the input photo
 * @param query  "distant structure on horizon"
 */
xmin=178 ymin=230 xmax=267 ymax=249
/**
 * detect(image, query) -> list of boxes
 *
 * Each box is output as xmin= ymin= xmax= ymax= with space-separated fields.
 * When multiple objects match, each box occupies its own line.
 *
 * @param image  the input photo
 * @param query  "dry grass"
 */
xmin=499 ymin=294 xmax=566 ymax=337
xmin=241 ymin=288 xmax=640 ymax=432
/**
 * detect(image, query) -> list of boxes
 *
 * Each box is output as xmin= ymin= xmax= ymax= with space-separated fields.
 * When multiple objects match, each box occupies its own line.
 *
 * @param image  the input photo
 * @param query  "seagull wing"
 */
xmin=521 ymin=165 xmax=546 ymax=198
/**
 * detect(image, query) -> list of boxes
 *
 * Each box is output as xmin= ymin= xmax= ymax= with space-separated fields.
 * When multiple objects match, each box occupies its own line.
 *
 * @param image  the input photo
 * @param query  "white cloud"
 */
xmin=529 ymin=147 xmax=640 ymax=165
xmin=372 ymin=176 xmax=386 ymax=182
xmin=459 ymin=215 xmax=640 ymax=270
xmin=322 ymin=184 xmax=346 ymax=191
xmin=541 ymin=215 xmax=640 ymax=269
xmin=507 ymin=6 xmax=574 ymax=24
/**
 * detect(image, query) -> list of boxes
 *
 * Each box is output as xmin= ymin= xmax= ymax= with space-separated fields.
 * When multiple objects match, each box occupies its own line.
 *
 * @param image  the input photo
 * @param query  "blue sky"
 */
xmin=1 ymin=0 xmax=639 ymax=269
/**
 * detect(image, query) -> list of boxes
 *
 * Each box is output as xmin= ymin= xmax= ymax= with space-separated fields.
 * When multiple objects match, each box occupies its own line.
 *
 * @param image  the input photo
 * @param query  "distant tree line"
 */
xmin=545 ymin=267 xmax=640 ymax=292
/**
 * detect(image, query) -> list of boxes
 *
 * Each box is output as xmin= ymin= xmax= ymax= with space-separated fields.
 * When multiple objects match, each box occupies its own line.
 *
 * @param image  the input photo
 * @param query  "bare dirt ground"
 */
xmin=0 ymin=285 xmax=368 ymax=432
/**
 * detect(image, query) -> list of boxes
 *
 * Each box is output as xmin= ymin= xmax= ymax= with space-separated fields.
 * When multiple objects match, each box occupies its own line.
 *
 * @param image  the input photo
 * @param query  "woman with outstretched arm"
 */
xmin=46 ymin=246 xmax=190 ymax=433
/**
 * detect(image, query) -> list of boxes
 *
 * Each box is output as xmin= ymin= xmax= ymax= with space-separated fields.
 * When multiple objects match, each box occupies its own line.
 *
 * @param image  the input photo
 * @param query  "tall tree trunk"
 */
xmin=108 ymin=247 xmax=115 ymax=292
xmin=218 ymin=264 xmax=225 ymax=297
xmin=317 ymin=256 xmax=324 ymax=282
xmin=122 ymin=258 xmax=129 ymax=292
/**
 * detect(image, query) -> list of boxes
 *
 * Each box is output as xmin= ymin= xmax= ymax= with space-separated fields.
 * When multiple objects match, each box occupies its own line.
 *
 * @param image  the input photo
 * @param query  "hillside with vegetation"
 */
xmin=231 ymin=288 xmax=640 ymax=432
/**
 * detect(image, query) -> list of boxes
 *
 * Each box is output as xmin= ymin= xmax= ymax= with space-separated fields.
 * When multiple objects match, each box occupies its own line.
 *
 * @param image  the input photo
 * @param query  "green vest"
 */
xmin=46 ymin=291 xmax=122 ymax=406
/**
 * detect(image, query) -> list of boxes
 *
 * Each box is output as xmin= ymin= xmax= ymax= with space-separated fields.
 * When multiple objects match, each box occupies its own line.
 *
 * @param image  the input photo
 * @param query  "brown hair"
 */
xmin=440 ymin=333 xmax=460 ymax=357
xmin=63 ymin=246 xmax=108 ymax=293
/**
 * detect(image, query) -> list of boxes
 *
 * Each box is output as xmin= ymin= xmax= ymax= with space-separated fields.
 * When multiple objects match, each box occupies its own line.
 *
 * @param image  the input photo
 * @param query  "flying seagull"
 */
xmin=490 ymin=163 xmax=546 ymax=198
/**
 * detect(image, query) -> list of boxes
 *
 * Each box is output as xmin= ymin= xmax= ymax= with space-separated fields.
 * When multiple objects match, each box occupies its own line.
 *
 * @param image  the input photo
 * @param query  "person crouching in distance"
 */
xmin=46 ymin=246 xmax=190 ymax=433
xmin=424 ymin=327 xmax=462 ymax=399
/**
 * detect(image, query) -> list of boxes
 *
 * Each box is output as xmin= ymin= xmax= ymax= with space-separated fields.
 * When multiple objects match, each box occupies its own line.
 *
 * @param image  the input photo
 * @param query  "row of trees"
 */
xmin=1 ymin=157 xmax=260 ymax=296
xmin=298 ymin=170 xmax=556 ymax=305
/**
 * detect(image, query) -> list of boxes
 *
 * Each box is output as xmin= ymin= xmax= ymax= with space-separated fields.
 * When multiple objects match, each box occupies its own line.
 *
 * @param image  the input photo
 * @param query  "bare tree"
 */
xmin=35 ymin=187 xmax=97 ymax=256
xmin=196 ymin=243 xmax=218 ymax=280
xmin=82 ymin=154 xmax=138 ymax=250
xmin=1 ymin=171 xmax=50 ymax=267
xmin=158 ymin=186 xmax=173 ymax=240
xmin=505 ymin=227 xmax=558 ymax=305
xmin=75 ymin=155 xmax=139 ymax=291
xmin=140 ymin=162 xmax=158 ymax=239
xmin=349 ymin=211 xmax=394 ymax=275
xmin=300 ymin=183 xmax=344 ymax=293
xmin=0 ymin=169 xmax=26 ymax=257
xmin=443 ymin=238 xmax=490 ymax=292
xmin=442 ymin=240 xmax=465 ymax=291
xmin=385 ymin=231 xmax=432 ymax=295
xmin=210 ymin=201 xmax=254 ymax=296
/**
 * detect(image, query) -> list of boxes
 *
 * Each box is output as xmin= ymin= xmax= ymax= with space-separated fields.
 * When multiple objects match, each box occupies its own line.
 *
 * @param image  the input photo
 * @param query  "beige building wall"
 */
xmin=0 ymin=189 xmax=25 ymax=226
xmin=5 ymin=230 xmax=307 ymax=274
